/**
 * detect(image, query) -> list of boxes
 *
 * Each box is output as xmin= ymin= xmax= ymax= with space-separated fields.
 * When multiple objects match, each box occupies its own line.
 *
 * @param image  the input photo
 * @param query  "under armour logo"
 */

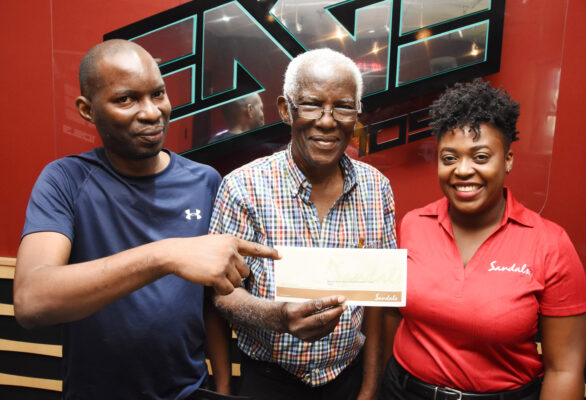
xmin=185 ymin=209 xmax=202 ymax=220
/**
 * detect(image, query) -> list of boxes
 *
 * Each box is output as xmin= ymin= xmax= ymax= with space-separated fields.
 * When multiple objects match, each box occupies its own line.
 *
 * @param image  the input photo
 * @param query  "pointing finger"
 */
xmin=236 ymin=238 xmax=281 ymax=259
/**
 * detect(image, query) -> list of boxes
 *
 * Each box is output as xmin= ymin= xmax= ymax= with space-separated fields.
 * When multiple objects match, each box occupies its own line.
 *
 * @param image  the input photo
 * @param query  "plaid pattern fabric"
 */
xmin=210 ymin=144 xmax=397 ymax=386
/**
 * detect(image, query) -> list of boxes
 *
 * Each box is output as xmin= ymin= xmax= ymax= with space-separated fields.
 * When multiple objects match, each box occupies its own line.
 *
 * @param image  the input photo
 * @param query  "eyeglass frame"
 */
xmin=285 ymin=95 xmax=361 ymax=123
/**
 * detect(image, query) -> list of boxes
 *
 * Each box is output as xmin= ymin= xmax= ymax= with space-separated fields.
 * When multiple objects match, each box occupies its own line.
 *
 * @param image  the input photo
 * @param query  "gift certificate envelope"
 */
xmin=274 ymin=246 xmax=407 ymax=307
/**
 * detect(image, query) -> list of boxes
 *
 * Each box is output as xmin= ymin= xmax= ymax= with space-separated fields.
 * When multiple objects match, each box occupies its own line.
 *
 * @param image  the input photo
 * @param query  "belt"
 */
xmin=240 ymin=348 xmax=363 ymax=383
xmin=391 ymin=358 xmax=541 ymax=400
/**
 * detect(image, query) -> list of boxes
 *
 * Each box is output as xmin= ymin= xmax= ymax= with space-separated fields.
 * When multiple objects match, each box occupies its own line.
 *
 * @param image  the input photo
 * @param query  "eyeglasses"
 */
xmin=287 ymin=97 xmax=360 ymax=122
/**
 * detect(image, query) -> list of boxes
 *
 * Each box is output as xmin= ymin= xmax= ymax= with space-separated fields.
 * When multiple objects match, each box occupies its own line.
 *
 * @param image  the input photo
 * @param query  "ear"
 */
xmin=505 ymin=150 xmax=514 ymax=174
xmin=277 ymin=95 xmax=291 ymax=126
xmin=246 ymin=103 xmax=255 ymax=119
xmin=75 ymin=96 xmax=94 ymax=123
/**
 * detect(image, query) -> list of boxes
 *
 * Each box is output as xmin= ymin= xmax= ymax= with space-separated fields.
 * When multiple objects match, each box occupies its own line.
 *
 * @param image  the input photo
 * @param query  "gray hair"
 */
xmin=283 ymin=48 xmax=363 ymax=106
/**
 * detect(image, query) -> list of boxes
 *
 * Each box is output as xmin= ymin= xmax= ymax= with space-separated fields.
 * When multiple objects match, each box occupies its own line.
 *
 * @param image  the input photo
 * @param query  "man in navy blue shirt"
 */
xmin=14 ymin=39 xmax=278 ymax=399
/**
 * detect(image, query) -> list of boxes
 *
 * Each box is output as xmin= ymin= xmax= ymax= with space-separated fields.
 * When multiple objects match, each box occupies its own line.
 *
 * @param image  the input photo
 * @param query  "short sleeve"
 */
xmin=209 ymin=173 xmax=266 ymax=291
xmin=209 ymin=174 xmax=257 ymax=242
xmin=22 ymin=162 xmax=77 ymax=241
xmin=539 ymin=228 xmax=586 ymax=316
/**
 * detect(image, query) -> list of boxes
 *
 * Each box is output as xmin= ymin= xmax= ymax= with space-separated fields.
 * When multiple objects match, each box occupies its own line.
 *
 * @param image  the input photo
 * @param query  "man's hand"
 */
xmin=163 ymin=234 xmax=280 ymax=295
xmin=280 ymin=296 xmax=347 ymax=342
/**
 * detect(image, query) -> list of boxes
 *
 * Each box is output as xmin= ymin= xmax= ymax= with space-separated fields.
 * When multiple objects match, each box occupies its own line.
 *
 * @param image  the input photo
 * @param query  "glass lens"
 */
xmin=333 ymin=108 xmax=358 ymax=121
xmin=296 ymin=105 xmax=357 ymax=121
xmin=297 ymin=105 xmax=323 ymax=119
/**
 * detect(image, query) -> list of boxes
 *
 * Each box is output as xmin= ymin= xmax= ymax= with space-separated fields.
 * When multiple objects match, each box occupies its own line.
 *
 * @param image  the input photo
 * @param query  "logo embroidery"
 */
xmin=185 ymin=209 xmax=202 ymax=220
xmin=488 ymin=260 xmax=532 ymax=276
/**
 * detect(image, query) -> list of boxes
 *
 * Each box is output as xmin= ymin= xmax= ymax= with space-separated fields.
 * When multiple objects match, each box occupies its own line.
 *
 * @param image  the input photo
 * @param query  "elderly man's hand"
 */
xmin=162 ymin=234 xmax=280 ymax=295
xmin=280 ymin=296 xmax=347 ymax=342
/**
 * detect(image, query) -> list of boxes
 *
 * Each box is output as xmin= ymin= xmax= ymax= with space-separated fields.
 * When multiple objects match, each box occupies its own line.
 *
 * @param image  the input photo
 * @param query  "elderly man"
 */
xmin=210 ymin=48 xmax=397 ymax=399
xmin=14 ymin=39 xmax=278 ymax=399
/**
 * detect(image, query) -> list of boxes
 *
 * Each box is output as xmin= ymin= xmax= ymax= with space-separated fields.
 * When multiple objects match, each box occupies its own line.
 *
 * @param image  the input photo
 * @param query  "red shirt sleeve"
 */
xmin=539 ymin=225 xmax=586 ymax=316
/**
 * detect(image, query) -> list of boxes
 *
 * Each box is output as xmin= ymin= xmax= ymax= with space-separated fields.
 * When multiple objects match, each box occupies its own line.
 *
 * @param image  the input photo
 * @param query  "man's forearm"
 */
xmin=214 ymin=288 xmax=286 ymax=333
xmin=14 ymin=236 xmax=171 ymax=328
xmin=15 ymin=233 xmax=274 ymax=329
xmin=215 ymin=289 xmax=348 ymax=342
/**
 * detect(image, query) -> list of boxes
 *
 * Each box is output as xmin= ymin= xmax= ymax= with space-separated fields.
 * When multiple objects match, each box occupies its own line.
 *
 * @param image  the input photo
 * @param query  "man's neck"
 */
xmin=303 ymin=164 xmax=342 ymax=187
xmin=306 ymin=164 xmax=344 ymax=223
xmin=104 ymin=149 xmax=170 ymax=177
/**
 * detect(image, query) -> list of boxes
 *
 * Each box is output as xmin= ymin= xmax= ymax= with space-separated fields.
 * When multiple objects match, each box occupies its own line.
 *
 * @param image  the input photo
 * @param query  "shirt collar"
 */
xmin=285 ymin=142 xmax=357 ymax=198
xmin=501 ymin=187 xmax=534 ymax=228
xmin=420 ymin=187 xmax=534 ymax=232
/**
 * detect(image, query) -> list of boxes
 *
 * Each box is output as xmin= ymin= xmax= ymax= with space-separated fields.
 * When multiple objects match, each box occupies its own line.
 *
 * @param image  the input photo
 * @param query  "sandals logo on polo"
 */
xmin=488 ymin=260 xmax=532 ymax=276
xmin=105 ymin=0 xmax=505 ymax=154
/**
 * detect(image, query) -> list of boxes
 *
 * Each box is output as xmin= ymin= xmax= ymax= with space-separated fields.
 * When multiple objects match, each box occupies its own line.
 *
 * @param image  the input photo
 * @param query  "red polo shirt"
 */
xmin=394 ymin=189 xmax=586 ymax=392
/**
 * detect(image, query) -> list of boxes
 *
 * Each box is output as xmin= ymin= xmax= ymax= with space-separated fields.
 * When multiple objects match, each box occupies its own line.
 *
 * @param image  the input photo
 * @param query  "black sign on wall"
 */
xmin=105 ymin=0 xmax=505 ymax=167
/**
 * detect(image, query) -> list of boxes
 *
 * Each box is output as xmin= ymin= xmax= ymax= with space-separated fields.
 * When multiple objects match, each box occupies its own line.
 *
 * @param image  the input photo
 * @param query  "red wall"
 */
xmin=540 ymin=0 xmax=586 ymax=259
xmin=1 ymin=2 xmax=54 ymax=257
xmin=0 ymin=1 xmax=188 ymax=256
xmin=1 ymin=1 xmax=585 ymax=265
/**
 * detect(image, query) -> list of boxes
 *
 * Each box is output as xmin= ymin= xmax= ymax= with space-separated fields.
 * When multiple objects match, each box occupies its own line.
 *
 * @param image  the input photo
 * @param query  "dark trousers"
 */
xmin=378 ymin=357 xmax=541 ymax=400
xmin=238 ymin=351 xmax=363 ymax=400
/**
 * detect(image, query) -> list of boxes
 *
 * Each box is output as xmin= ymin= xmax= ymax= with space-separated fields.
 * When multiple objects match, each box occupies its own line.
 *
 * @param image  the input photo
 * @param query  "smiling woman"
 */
xmin=437 ymin=123 xmax=513 ymax=247
xmin=379 ymin=80 xmax=586 ymax=400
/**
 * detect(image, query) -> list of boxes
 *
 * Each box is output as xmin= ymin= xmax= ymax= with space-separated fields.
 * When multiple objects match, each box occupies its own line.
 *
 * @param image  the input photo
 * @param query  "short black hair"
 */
xmin=429 ymin=78 xmax=520 ymax=150
xmin=78 ymin=49 xmax=99 ymax=99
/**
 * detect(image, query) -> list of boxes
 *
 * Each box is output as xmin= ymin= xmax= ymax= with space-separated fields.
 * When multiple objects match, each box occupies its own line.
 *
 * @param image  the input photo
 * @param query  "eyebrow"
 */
xmin=440 ymin=145 xmax=491 ymax=153
xmin=112 ymin=89 xmax=138 ymax=97
xmin=299 ymin=95 xmax=356 ymax=104
xmin=112 ymin=83 xmax=166 ymax=97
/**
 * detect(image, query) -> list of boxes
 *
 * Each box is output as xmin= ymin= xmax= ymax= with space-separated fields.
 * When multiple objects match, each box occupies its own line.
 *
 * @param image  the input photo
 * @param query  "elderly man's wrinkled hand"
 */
xmin=280 ymin=296 xmax=347 ymax=342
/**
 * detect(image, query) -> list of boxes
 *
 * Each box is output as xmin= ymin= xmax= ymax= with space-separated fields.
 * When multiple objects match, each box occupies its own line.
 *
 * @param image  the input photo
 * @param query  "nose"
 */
xmin=315 ymin=108 xmax=337 ymax=128
xmin=138 ymin=98 xmax=162 ymax=122
xmin=454 ymin=157 xmax=474 ymax=177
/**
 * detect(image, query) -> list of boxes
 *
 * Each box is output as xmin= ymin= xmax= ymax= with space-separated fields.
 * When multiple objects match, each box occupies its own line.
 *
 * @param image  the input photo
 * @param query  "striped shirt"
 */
xmin=209 ymin=144 xmax=396 ymax=386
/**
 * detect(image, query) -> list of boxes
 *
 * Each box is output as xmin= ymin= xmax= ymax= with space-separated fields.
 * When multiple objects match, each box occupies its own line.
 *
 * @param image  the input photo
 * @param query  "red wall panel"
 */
xmin=0 ymin=1 xmax=189 ymax=256
xmin=541 ymin=0 xmax=586 ymax=259
xmin=0 ymin=2 xmax=54 ymax=256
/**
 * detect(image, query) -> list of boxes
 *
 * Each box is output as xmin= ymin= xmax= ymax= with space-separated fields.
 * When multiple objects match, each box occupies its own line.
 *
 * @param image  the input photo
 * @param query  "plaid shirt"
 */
xmin=209 ymin=144 xmax=396 ymax=386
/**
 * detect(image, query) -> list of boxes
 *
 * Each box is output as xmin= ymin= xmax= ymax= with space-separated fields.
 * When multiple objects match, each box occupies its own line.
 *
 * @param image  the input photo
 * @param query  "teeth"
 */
xmin=455 ymin=185 xmax=480 ymax=192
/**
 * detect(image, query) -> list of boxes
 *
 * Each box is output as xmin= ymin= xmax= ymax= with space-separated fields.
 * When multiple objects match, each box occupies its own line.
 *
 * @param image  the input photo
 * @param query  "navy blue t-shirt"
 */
xmin=22 ymin=148 xmax=221 ymax=399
